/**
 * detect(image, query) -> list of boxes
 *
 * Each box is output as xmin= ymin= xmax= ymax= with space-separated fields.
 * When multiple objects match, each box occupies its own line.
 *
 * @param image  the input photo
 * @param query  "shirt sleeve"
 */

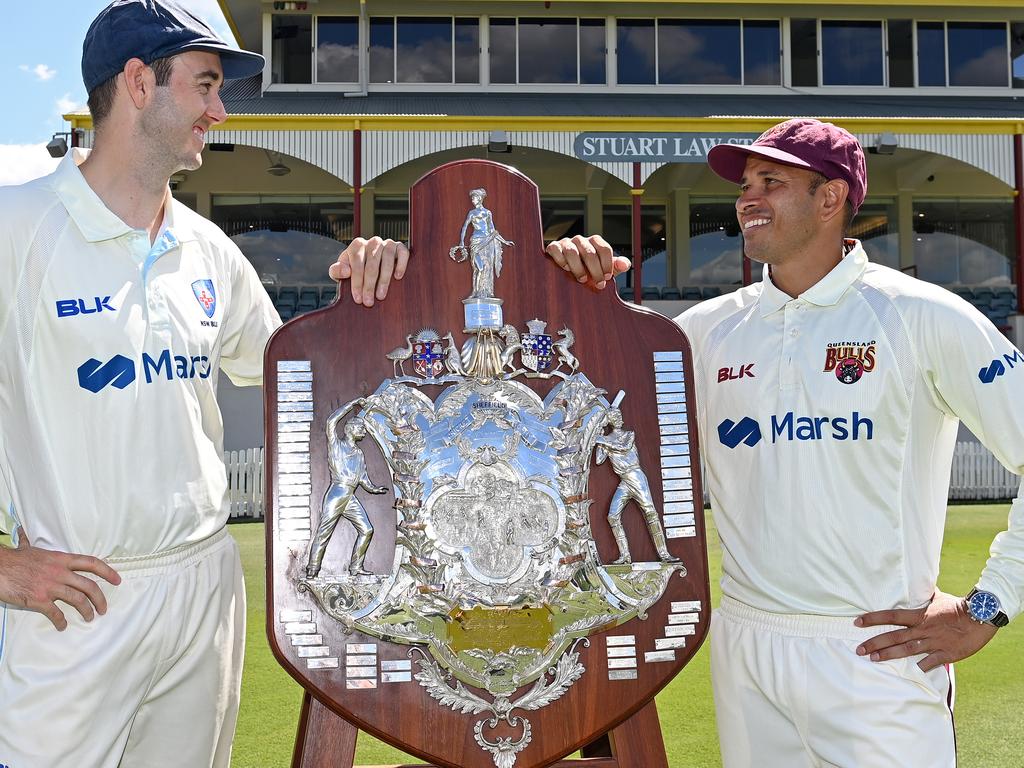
xmin=915 ymin=293 xmax=1024 ymax=621
xmin=218 ymin=240 xmax=282 ymax=387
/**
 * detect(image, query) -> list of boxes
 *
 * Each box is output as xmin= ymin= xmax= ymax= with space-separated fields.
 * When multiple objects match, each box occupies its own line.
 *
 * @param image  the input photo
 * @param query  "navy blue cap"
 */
xmin=82 ymin=0 xmax=265 ymax=93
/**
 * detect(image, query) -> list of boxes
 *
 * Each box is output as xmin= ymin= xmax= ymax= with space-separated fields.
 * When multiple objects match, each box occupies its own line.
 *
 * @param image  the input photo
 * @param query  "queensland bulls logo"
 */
xmin=824 ymin=341 xmax=875 ymax=385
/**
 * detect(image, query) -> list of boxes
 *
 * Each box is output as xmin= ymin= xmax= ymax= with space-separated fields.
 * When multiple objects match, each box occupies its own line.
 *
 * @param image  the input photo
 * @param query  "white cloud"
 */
xmin=0 ymin=144 xmax=61 ymax=187
xmin=179 ymin=0 xmax=233 ymax=41
xmin=56 ymin=93 xmax=79 ymax=115
xmin=32 ymin=64 xmax=57 ymax=81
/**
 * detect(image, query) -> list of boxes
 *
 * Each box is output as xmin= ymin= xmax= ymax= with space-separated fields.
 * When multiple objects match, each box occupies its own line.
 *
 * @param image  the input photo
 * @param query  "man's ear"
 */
xmin=820 ymin=179 xmax=850 ymax=224
xmin=121 ymin=57 xmax=156 ymax=110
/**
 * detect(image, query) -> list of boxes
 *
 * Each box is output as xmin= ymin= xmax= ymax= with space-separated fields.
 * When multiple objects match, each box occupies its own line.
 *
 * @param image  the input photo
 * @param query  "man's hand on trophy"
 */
xmin=330 ymin=237 xmax=410 ymax=307
xmin=545 ymin=234 xmax=630 ymax=290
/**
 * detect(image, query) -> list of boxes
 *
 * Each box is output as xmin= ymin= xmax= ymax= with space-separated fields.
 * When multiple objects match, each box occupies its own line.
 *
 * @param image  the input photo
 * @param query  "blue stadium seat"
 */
xmin=680 ymin=286 xmax=702 ymax=300
xmin=702 ymin=286 xmax=723 ymax=299
xmin=618 ymin=284 xmax=633 ymax=299
xmin=642 ymin=286 xmax=662 ymax=300
xmin=263 ymin=285 xmax=278 ymax=302
xmin=661 ymin=287 xmax=682 ymax=300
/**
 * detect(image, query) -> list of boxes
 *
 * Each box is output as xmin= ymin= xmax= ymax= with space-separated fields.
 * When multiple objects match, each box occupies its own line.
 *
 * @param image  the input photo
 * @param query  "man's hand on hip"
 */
xmin=330 ymin=237 xmax=410 ymax=307
xmin=855 ymin=590 xmax=998 ymax=672
xmin=0 ymin=527 xmax=121 ymax=631
xmin=545 ymin=235 xmax=630 ymax=290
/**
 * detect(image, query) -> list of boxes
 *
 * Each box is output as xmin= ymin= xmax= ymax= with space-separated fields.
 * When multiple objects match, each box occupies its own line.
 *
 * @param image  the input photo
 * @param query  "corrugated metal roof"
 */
xmin=221 ymin=77 xmax=1024 ymax=120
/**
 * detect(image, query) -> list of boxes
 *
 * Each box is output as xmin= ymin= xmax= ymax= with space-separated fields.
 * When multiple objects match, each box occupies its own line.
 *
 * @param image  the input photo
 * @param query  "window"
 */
xmin=490 ymin=18 xmax=516 ymax=83
xmin=947 ymin=22 xmax=1008 ymax=87
xmin=917 ymin=22 xmax=946 ymax=86
xmin=617 ymin=20 xmax=656 ymax=84
xmin=1013 ymin=22 xmax=1024 ymax=89
xmin=540 ymin=198 xmax=586 ymax=242
xmin=887 ymin=20 xmax=914 ymax=88
xmin=851 ymin=201 xmax=899 ymax=269
xmin=212 ymin=195 xmax=353 ymax=285
xmin=913 ymin=200 xmax=1015 ymax=286
xmin=821 ymin=21 xmax=884 ymax=86
xmin=373 ymin=198 xmax=409 ymax=243
xmin=455 ymin=18 xmax=480 ymax=83
xmin=791 ymin=18 xmax=818 ymax=87
xmin=580 ymin=19 xmax=606 ymax=84
xmin=369 ymin=17 xmax=394 ymax=83
xmin=744 ymin=21 xmax=781 ymax=85
xmin=659 ymin=20 xmax=741 ymax=85
xmin=519 ymin=18 xmax=576 ymax=83
xmin=396 ymin=18 xmax=452 ymax=83
xmin=271 ymin=15 xmax=312 ymax=84
xmin=689 ymin=202 xmax=743 ymax=286
xmin=605 ymin=205 xmax=669 ymax=290
xmin=316 ymin=17 xmax=358 ymax=83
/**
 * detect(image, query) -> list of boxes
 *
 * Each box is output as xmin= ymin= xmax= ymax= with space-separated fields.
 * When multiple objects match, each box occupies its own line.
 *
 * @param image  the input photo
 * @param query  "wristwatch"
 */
xmin=965 ymin=588 xmax=1009 ymax=628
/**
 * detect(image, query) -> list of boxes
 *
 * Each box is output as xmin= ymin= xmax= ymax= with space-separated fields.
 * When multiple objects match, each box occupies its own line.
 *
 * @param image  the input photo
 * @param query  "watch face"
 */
xmin=969 ymin=591 xmax=1001 ymax=623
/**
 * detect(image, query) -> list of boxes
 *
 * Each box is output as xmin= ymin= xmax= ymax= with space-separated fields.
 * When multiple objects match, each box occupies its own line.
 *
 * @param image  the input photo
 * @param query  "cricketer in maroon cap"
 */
xmin=546 ymin=117 xmax=1024 ymax=767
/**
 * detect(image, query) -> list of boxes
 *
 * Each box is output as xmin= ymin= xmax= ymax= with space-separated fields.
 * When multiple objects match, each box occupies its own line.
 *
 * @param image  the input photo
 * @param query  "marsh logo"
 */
xmin=77 ymin=350 xmax=211 ymax=393
xmin=978 ymin=349 xmax=1023 ymax=384
xmin=718 ymin=412 xmax=874 ymax=448
xmin=77 ymin=355 xmax=135 ymax=392
xmin=718 ymin=417 xmax=762 ymax=448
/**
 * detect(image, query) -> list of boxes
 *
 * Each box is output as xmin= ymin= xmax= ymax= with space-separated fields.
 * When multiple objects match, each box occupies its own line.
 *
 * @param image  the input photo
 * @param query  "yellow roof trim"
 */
xmin=65 ymin=113 xmax=1024 ymax=135
xmin=217 ymin=0 xmax=245 ymax=49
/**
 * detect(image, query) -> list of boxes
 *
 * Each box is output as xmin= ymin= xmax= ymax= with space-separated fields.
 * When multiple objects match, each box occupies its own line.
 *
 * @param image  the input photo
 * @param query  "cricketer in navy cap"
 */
xmin=82 ymin=0 xmax=265 ymax=93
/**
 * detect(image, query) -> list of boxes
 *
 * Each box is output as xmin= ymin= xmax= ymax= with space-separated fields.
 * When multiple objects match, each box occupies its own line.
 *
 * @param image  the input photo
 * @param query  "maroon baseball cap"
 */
xmin=707 ymin=118 xmax=867 ymax=214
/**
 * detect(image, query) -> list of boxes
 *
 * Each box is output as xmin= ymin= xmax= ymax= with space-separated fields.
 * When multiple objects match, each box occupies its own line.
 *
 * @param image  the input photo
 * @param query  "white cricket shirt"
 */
xmin=0 ymin=149 xmax=280 ymax=558
xmin=677 ymin=242 xmax=1024 ymax=620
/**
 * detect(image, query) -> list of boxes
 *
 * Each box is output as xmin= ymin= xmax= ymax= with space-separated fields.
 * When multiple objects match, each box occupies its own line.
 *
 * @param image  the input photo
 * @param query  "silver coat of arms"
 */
xmin=300 ymin=188 xmax=685 ymax=768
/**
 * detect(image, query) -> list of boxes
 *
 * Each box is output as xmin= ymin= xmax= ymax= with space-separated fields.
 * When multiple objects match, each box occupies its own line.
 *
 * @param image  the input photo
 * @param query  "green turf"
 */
xmin=229 ymin=504 xmax=1024 ymax=767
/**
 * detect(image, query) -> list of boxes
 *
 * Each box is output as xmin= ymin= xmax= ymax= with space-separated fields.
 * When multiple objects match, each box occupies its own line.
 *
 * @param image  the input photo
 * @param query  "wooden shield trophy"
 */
xmin=264 ymin=160 xmax=709 ymax=768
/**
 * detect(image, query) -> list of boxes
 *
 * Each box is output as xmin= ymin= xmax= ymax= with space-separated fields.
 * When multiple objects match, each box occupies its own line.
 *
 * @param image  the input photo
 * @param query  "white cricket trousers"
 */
xmin=712 ymin=596 xmax=956 ymax=768
xmin=0 ymin=527 xmax=246 ymax=768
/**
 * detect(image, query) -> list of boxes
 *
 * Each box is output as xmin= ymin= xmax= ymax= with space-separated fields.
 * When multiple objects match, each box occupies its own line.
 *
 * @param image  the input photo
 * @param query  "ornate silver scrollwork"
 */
xmin=299 ymin=186 xmax=687 ymax=767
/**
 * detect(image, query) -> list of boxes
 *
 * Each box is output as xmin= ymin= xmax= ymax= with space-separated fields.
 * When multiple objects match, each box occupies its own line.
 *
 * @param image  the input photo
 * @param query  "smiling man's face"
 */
xmin=139 ymin=51 xmax=227 ymax=173
xmin=734 ymin=157 xmax=825 ymax=266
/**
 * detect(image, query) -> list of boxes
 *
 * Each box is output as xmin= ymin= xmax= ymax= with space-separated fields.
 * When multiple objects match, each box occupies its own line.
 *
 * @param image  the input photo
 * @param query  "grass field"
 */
xmin=229 ymin=504 xmax=1024 ymax=767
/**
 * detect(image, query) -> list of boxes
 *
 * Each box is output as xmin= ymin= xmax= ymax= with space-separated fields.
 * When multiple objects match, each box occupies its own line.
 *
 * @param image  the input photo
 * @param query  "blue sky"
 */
xmin=0 ymin=0 xmax=230 ymax=185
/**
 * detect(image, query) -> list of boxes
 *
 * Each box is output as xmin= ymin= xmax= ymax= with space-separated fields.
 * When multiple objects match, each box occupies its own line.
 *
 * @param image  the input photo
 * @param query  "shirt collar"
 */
xmin=54 ymin=147 xmax=197 ymax=245
xmin=758 ymin=240 xmax=868 ymax=317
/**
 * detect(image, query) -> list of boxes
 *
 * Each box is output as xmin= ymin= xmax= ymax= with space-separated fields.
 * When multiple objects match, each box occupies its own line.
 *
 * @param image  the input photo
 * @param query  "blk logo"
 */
xmin=718 ymin=364 xmax=755 ymax=383
xmin=77 ymin=355 xmax=135 ymax=393
xmin=718 ymin=417 xmax=762 ymax=448
xmin=56 ymin=296 xmax=116 ymax=318
xmin=979 ymin=350 xmax=1023 ymax=384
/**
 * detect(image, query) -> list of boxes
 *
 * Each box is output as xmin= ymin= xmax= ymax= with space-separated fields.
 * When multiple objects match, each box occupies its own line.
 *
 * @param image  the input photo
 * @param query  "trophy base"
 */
xmin=464 ymin=297 xmax=503 ymax=332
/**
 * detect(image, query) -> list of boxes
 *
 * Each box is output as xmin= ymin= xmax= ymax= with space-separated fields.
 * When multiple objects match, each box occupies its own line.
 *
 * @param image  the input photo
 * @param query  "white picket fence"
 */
xmin=949 ymin=441 xmax=1020 ymax=501
xmin=226 ymin=447 xmax=265 ymax=519
xmin=223 ymin=441 xmax=1020 ymax=520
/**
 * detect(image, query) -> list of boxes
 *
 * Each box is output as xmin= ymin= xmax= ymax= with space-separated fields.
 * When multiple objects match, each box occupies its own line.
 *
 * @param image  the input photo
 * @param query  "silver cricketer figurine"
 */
xmin=305 ymin=407 xmax=388 ymax=578
xmin=595 ymin=409 xmax=681 ymax=565
xmin=449 ymin=188 xmax=515 ymax=299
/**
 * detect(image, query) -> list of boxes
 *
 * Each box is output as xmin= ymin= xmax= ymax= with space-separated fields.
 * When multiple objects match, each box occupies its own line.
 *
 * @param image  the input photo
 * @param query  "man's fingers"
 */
xmin=69 ymin=554 xmax=121 ymax=586
xmin=611 ymin=255 xmax=632 ymax=276
xmin=589 ymin=235 xmax=615 ymax=281
xmin=360 ymin=237 xmax=384 ymax=306
xmin=571 ymin=235 xmax=606 ymax=286
xmin=328 ymin=251 xmax=352 ymax=282
xmin=545 ymin=241 xmax=570 ymax=269
xmin=855 ymin=608 xmax=923 ymax=628
xmin=67 ymin=571 xmax=110 ymax=616
xmin=392 ymin=241 xmax=410 ymax=280
xmin=56 ymin=582 xmax=96 ymax=623
xmin=374 ymin=240 xmax=398 ymax=300
xmin=40 ymin=602 xmax=68 ymax=632
xmin=856 ymin=627 xmax=912 ymax=656
xmin=347 ymin=240 xmax=368 ymax=304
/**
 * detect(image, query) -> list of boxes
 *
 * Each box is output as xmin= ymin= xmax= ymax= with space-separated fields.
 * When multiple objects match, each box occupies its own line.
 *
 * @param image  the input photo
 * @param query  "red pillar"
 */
xmin=352 ymin=127 xmax=362 ymax=240
xmin=632 ymin=163 xmax=642 ymax=304
xmin=1015 ymin=134 xmax=1024 ymax=314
